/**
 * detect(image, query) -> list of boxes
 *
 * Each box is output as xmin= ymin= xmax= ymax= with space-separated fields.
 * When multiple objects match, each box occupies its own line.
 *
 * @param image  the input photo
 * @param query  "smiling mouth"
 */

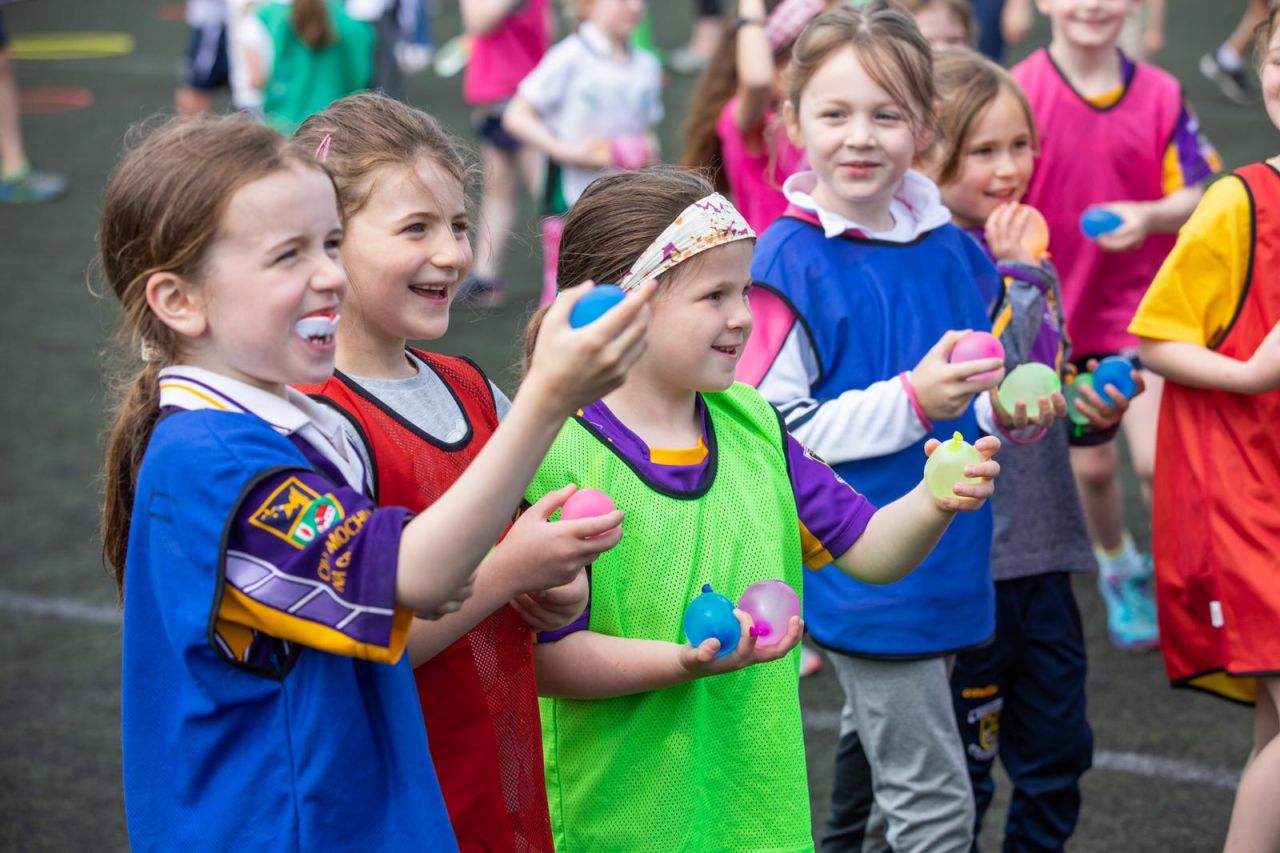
xmin=409 ymin=283 xmax=450 ymax=300
xmin=712 ymin=344 xmax=740 ymax=356
xmin=295 ymin=313 xmax=339 ymax=346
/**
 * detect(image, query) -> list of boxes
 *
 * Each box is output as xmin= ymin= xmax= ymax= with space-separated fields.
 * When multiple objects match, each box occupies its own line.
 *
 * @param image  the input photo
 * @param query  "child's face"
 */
xmin=588 ymin=0 xmax=647 ymax=42
xmin=1035 ymin=0 xmax=1137 ymax=51
xmin=1263 ymin=25 xmax=1280 ymax=132
xmin=938 ymin=88 xmax=1036 ymax=229
xmin=914 ymin=5 xmax=969 ymax=50
xmin=786 ymin=47 xmax=922 ymax=226
xmin=180 ymin=166 xmax=346 ymax=393
xmin=340 ymin=158 xmax=472 ymax=346
xmin=642 ymin=241 xmax=755 ymax=394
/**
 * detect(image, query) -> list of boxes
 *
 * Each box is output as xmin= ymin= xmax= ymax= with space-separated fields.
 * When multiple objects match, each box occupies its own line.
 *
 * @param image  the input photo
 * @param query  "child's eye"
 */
xmin=452 ymin=221 xmax=470 ymax=236
xmin=821 ymin=110 xmax=845 ymax=120
xmin=274 ymin=248 xmax=299 ymax=264
xmin=1012 ymin=139 xmax=1030 ymax=151
xmin=969 ymin=146 xmax=994 ymax=157
xmin=403 ymin=223 xmax=426 ymax=235
xmin=704 ymin=290 xmax=723 ymax=302
xmin=324 ymin=236 xmax=343 ymax=252
xmin=876 ymin=112 xmax=902 ymax=123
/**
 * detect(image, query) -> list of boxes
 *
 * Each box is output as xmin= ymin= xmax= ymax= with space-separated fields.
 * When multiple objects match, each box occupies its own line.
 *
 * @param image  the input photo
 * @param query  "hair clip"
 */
xmin=314 ymin=133 xmax=332 ymax=163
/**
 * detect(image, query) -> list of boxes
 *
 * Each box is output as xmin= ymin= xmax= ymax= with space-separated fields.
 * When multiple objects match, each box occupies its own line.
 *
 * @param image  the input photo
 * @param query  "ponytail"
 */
xmin=292 ymin=0 xmax=334 ymax=49
xmin=102 ymin=361 xmax=163 ymax=596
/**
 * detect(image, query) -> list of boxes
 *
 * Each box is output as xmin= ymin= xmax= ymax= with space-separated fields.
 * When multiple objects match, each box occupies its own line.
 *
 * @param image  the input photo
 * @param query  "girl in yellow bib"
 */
xmin=521 ymin=166 xmax=1004 ymax=852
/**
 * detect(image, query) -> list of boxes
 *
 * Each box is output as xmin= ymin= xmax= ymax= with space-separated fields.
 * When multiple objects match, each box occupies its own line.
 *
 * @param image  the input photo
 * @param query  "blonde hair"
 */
xmin=931 ymin=47 xmax=1039 ymax=186
xmin=785 ymin=3 xmax=941 ymax=149
xmin=294 ymin=92 xmax=470 ymax=222
xmin=98 ymin=115 xmax=324 ymax=594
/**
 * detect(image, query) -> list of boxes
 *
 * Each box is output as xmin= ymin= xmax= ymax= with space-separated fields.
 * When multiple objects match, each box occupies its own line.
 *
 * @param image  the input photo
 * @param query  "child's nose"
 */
xmin=314 ymin=254 xmax=349 ymax=295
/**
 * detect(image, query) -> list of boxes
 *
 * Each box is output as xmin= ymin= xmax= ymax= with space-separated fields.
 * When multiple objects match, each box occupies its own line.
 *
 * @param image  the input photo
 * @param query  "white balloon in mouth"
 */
xmin=295 ymin=315 xmax=340 ymax=340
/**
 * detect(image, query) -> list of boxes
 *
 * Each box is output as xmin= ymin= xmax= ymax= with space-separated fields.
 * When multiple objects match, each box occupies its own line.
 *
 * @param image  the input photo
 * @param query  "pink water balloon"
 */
xmin=737 ymin=580 xmax=800 ymax=647
xmin=949 ymin=331 xmax=1006 ymax=382
xmin=610 ymin=135 xmax=653 ymax=169
xmin=560 ymin=488 xmax=616 ymax=521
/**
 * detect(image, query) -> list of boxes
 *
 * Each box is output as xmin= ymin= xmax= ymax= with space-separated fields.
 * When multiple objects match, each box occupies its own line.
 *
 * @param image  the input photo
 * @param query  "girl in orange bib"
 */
xmin=1129 ymin=9 xmax=1280 ymax=851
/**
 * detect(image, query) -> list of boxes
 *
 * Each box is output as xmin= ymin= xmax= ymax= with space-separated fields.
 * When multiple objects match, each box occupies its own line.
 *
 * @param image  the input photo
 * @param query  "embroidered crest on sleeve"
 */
xmin=249 ymin=476 xmax=347 ymax=549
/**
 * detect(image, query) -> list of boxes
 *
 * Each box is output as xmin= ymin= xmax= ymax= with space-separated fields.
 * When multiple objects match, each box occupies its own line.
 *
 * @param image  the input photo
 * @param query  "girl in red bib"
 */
xmin=1130 ymin=10 xmax=1280 ymax=851
xmin=293 ymin=93 xmax=645 ymax=852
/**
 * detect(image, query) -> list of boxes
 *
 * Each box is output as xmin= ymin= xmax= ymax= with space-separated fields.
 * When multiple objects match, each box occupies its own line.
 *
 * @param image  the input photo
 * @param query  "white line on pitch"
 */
xmin=0 ymin=589 xmax=121 ymax=626
xmin=802 ymin=709 xmax=1239 ymax=791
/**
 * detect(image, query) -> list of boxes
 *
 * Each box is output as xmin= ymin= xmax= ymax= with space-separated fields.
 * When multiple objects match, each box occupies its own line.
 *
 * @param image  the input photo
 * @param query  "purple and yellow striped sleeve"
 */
xmin=1162 ymin=101 xmax=1221 ymax=194
xmin=787 ymin=435 xmax=877 ymax=570
xmin=218 ymin=470 xmax=414 ymax=665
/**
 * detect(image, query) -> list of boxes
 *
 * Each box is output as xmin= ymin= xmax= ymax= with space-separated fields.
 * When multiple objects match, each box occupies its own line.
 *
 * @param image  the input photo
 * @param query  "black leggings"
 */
xmin=696 ymin=0 xmax=722 ymax=16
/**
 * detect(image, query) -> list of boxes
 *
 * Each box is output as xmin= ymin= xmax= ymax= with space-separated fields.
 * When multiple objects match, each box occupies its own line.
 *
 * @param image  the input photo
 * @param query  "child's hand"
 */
xmin=1242 ymin=321 xmax=1280 ymax=393
xmin=677 ymin=610 xmax=805 ymax=677
xmin=985 ymin=202 xmax=1038 ymax=265
xmin=1095 ymin=202 xmax=1152 ymax=252
xmin=510 ymin=569 xmax=589 ymax=632
xmin=913 ymin=330 xmax=1006 ymax=421
xmin=558 ymin=137 xmax=614 ymax=170
xmin=526 ymin=280 xmax=654 ymax=414
xmin=499 ymin=484 xmax=624 ymax=596
xmin=923 ymin=434 xmax=1001 ymax=512
xmin=989 ymin=387 xmax=1068 ymax=430
xmin=1072 ymin=357 xmax=1145 ymax=429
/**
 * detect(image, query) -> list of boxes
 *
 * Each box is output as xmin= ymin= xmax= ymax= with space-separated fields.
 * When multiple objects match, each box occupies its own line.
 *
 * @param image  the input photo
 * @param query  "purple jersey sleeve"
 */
xmin=786 ymin=434 xmax=877 ymax=569
xmin=217 ymin=466 xmax=414 ymax=666
xmin=1164 ymin=101 xmax=1221 ymax=192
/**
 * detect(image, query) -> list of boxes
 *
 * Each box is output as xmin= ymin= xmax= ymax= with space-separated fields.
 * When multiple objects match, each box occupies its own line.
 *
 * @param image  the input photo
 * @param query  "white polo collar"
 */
xmin=782 ymin=169 xmax=951 ymax=242
xmin=158 ymin=365 xmax=368 ymax=492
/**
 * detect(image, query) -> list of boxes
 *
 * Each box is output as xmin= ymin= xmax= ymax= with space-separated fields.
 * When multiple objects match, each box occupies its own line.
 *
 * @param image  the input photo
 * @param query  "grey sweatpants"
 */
xmin=825 ymin=652 xmax=975 ymax=853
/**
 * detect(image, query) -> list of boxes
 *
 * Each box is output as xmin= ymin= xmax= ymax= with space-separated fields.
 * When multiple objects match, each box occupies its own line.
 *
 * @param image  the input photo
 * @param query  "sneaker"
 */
xmin=0 ymin=168 xmax=67 ymax=203
xmin=457 ymin=275 xmax=505 ymax=308
xmin=667 ymin=46 xmax=709 ymax=76
xmin=1097 ymin=557 xmax=1159 ymax=652
xmin=1199 ymin=53 xmax=1258 ymax=106
xmin=799 ymin=643 xmax=822 ymax=678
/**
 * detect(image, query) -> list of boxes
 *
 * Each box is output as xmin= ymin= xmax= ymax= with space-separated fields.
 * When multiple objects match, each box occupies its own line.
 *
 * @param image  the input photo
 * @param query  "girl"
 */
xmin=100 ymin=115 xmax=650 ymax=849
xmin=930 ymin=47 xmax=1137 ymax=850
xmin=243 ymin=0 xmax=375 ymax=134
xmin=1130 ymin=10 xmax=1280 ymax=851
xmin=459 ymin=0 xmax=552 ymax=305
xmin=679 ymin=0 xmax=819 ymax=235
xmin=502 ymin=0 xmax=663 ymax=304
xmin=293 ymin=92 xmax=613 ymax=852
xmin=740 ymin=7 xmax=1005 ymax=851
xmin=524 ymin=165 xmax=1002 ymax=853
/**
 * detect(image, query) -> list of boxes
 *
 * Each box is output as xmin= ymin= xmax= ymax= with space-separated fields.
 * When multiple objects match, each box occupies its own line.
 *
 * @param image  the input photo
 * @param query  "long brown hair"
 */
xmin=523 ymin=167 xmax=717 ymax=366
xmin=1258 ymin=3 xmax=1280 ymax=70
xmin=295 ymin=92 xmax=470 ymax=222
xmin=292 ymin=0 xmax=334 ymax=49
xmin=930 ymin=48 xmax=1038 ymax=186
xmin=785 ymin=3 xmax=941 ymax=152
xmin=99 ymin=115 xmax=324 ymax=596
xmin=679 ymin=0 xmax=791 ymax=193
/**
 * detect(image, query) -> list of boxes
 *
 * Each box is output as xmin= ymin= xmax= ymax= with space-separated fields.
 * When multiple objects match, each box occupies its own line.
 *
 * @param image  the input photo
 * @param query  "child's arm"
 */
xmin=1139 ymin=325 xmax=1280 ymax=394
xmin=1000 ymin=0 xmax=1035 ymax=45
xmin=1096 ymin=184 xmax=1205 ymax=253
xmin=502 ymin=95 xmax=612 ymax=169
xmin=1142 ymin=0 xmax=1166 ymax=56
xmin=534 ymin=610 xmax=804 ymax=699
xmin=830 ymin=435 xmax=1001 ymax=585
xmin=404 ymin=485 xmax=621 ymax=665
xmin=730 ymin=0 xmax=774 ymax=137
xmin=394 ymin=284 xmax=652 ymax=616
xmin=461 ymin=0 xmax=523 ymax=35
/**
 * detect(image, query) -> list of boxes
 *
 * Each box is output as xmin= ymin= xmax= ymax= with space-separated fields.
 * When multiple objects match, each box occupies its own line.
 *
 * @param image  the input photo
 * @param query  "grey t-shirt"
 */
xmin=339 ymin=351 xmax=511 ymax=470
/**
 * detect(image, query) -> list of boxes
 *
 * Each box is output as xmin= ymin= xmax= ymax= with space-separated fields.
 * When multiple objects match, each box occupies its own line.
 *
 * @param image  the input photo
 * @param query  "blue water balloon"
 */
xmin=1080 ymin=207 xmax=1124 ymax=239
xmin=682 ymin=583 xmax=740 ymax=658
xmin=1092 ymin=356 xmax=1138 ymax=401
xmin=569 ymin=284 xmax=626 ymax=328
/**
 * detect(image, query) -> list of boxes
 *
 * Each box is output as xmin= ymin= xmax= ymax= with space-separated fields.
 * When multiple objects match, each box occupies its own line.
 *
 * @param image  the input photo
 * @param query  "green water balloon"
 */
xmin=1064 ymin=373 xmax=1094 ymax=426
xmin=997 ymin=363 xmax=1062 ymax=420
xmin=924 ymin=432 xmax=984 ymax=500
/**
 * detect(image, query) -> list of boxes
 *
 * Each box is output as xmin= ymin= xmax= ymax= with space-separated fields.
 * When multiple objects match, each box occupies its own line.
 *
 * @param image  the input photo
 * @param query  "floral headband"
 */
xmin=618 ymin=194 xmax=756 ymax=291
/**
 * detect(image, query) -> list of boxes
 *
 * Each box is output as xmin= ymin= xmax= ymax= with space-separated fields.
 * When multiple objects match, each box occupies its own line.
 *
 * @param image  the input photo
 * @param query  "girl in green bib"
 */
xmin=522 ymin=167 xmax=1004 ymax=852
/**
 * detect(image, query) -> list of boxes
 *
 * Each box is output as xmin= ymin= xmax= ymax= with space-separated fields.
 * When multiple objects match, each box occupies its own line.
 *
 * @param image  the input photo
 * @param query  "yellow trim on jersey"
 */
xmin=1130 ymin=176 xmax=1252 ymax=346
xmin=214 ymin=618 xmax=257 ymax=662
xmin=218 ymin=585 xmax=412 ymax=664
xmin=649 ymin=437 xmax=708 ymax=466
xmin=159 ymin=381 xmax=232 ymax=411
xmin=1189 ymin=671 xmax=1257 ymax=704
xmin=799 ymin=520 xmax=835 ymax=571
xmin=1085 ymin=84 xmax=1125 ymax=109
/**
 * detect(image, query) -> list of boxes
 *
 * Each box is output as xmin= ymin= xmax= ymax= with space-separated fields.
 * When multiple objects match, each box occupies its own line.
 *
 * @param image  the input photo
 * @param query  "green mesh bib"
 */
xmin=528 ymin=384 xmax=813 ymax=852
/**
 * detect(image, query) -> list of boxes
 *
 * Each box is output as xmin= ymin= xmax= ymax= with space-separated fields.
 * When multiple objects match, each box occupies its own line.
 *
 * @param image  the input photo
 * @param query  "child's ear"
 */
xmin=145 ymin=272 xmax=208 ymax=340
xmin=782 ymin=100 xmax=806 ymax=150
